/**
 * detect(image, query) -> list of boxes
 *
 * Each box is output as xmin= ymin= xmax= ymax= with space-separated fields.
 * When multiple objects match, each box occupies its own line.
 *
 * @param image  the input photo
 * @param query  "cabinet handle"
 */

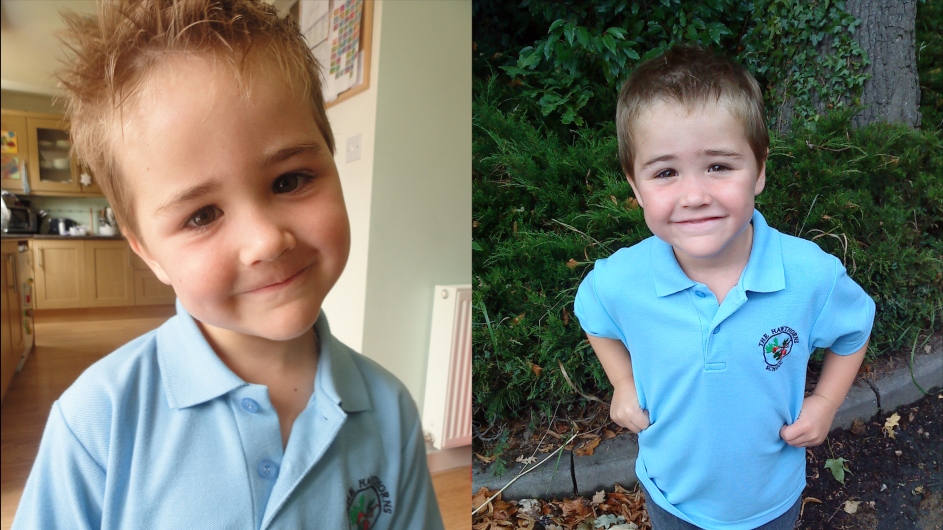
xmin=39 ymin=249 xmax=44 ymax=270
xmin=6 ymin=255 xmax=15 ymax=292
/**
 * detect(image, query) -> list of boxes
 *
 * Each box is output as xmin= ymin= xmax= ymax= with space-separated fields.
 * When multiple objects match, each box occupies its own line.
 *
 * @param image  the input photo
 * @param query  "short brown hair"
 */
xmin=616 ymin=44 xmax=768 ymax=179
xmin=57 ymin=0 xmax=334 ymax=237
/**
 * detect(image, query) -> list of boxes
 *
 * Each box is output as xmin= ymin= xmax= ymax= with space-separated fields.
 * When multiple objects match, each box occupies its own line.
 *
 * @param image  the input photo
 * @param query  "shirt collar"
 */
xmin=740 ymin=209 xmax=786 ymax=293
xmin=158 ymin=300 xmax=371 ymax=412
xmin=651 ymin=209 xmax=785 ymax=297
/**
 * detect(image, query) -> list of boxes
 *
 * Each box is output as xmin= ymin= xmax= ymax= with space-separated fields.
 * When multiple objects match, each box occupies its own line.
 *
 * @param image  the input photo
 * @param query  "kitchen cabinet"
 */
xmin=131 ymin=253 xmax=176 ymax=305
xmin=1 ymin=240 xmax=25 ymax=403
xmin=86 ymin=240 xmax=134 ymax=307
xmin=1 ymin=113 xmax=28 ymax=193
xmin=1 ymin=110 xmax=103 ymax=196
xmin=33 ymin=239 xmax=87 ymax=309
xmin=32 ymin=238 xmax=169 ymax=309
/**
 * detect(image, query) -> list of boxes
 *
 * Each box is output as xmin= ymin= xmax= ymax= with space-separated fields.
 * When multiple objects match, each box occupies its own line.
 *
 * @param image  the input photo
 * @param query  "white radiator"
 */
xmin=422 ymin=285 xmax=472 ymax=449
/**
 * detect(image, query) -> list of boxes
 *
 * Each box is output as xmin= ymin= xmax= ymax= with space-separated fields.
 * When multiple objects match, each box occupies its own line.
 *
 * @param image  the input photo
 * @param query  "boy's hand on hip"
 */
xmin=780 ymin=394 xmax=837 ymax=447
xmin=610 ymin=383 xmax=650 ymax=433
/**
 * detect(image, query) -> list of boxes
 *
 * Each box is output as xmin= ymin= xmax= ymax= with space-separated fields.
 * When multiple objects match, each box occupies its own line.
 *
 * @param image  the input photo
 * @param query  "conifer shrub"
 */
xmin=473 ymin=95 xmax=942 ymax=424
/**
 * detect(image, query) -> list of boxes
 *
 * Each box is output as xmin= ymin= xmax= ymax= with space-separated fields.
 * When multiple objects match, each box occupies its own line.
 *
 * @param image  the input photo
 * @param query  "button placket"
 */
xmin=230 ymin=387 xmax=285 ymax=526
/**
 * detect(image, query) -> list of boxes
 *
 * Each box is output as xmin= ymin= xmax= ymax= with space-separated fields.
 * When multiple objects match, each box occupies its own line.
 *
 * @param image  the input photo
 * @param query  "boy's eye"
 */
xmin=708 ymin=164 xmax=730 ymax=172
xmin=654 ymin=169 xmax=677 ymax=179
xmin=272 ymin=173 xmax=313 ymax=194
xmin=187 ymin=206 xmax=221 ymax=229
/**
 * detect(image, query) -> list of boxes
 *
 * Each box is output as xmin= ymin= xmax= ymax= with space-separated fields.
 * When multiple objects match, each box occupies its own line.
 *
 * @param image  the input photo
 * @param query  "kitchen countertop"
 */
xmin=1 ymin=233 xmax=125 ymax=241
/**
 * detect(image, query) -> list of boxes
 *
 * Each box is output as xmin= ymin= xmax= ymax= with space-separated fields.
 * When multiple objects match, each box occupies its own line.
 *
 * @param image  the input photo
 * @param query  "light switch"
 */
xmin=346 ymin=133 xmax=362 ymax=163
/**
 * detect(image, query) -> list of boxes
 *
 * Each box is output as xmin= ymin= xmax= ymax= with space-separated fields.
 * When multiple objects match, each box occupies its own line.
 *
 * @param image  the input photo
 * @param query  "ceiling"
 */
xmin=1 ymin=0 xmax=297 ymax=97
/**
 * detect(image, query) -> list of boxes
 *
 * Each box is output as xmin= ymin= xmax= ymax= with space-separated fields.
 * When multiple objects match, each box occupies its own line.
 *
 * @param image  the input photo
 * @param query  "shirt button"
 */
xmin=258 ymin=459 xmax=278 ymax=479
xmin=695 ymin=291 xmax=707 ymax=298
xmin=241 ymin=398 xmax=260 ymax=413
xmin=713 ymin=326 xmax=721 ymax=334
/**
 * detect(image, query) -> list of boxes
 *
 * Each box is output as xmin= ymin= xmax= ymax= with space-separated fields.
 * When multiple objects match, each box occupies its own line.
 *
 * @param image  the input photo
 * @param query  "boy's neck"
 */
xmin=674 ymin=222 xmax=754 ymax=304
xmin=197 ymin=322 xmax=319 ymax=386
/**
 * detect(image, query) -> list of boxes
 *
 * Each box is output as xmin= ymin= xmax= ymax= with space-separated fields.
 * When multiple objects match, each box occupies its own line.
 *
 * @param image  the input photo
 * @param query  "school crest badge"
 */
xmin=758 ymin=326 xmax=800 ymax=371
xmin=347 ymin=475 xmax=393 ymax=529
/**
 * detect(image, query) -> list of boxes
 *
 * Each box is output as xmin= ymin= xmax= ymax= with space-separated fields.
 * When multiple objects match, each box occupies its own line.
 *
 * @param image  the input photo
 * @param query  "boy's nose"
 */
xmin=678 ymin=175 xmax=712 ymax=207
xmin=238 ymin=212 xmax=296 ymax=265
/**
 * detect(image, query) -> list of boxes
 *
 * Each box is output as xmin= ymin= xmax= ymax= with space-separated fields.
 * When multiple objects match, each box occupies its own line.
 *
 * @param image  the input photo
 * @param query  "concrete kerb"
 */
xmin=472 ymin=348 xmax=943 ymax=502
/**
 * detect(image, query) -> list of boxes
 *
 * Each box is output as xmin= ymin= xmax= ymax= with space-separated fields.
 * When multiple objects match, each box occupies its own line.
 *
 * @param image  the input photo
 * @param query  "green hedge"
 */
xmin=472 ymin=92 xmax=943 ymax=424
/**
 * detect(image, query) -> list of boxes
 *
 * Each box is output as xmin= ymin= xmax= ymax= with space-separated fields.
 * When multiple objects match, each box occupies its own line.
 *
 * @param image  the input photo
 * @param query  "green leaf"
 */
xmin=606 ymin=27 xmax=627 ymax=40
xmin=824 ymin=457 xmax=852 ymax=485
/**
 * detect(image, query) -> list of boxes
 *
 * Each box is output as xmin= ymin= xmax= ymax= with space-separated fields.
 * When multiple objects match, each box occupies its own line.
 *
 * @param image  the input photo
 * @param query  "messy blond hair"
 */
xmin=616 ymin=44 xmax=768 ymax=179
xmin=57 ymin=0 xmax=334 ymax=237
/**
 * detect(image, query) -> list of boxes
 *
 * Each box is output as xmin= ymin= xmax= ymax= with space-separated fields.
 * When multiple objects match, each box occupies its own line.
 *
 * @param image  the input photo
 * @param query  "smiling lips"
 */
xmin=247 ymin=265 xmax=309 ymax=293
xmin=674 ymin=216 xmax=724 ymax=226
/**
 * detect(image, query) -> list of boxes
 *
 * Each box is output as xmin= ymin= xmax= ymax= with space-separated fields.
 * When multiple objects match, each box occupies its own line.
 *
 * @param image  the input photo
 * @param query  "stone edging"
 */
xmin=472 ymin=349 xmax=943 ymax=501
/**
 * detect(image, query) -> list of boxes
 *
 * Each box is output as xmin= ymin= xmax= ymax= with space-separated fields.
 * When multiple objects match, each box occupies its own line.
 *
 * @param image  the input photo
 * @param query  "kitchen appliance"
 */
xmin=48 ymin=217 xmax=77 ymax=235
xmin=4 ymin=205 xmax=41 ymax=234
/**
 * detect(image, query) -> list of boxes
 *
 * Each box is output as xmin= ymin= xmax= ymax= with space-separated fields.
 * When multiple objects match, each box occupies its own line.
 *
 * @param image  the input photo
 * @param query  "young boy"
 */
xmin=12 ymin=1 xmax=444 ymax=528
xmin=574 ymin=45 xmax=875 ymax=529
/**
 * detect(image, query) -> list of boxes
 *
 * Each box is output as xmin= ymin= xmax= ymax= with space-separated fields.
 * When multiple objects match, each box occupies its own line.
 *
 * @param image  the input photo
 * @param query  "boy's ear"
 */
xmin=754 ymin=150 xmax=768 ymax=196
xmin=124 ymin=231 xmax=173 ymax=286
xmin=625 ymin=171 xmax=645 ymax=208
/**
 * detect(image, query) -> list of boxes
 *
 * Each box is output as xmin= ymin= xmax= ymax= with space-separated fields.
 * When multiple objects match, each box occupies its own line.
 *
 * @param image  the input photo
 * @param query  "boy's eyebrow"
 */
xmin=154 ymin=180 xmax=221 ymax=217
xmin=639 ymin=149 xmax=745 ymax=170
xmin=260 ymin=142 xmax=324 ymax=167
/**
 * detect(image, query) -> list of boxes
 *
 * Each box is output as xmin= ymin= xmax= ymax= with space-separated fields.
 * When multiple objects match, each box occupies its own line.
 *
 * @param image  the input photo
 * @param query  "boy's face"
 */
xmin=627 ymin=99 xmax=765 ymax=271
xmin=119 ymin=54 xmax=350 ymax=343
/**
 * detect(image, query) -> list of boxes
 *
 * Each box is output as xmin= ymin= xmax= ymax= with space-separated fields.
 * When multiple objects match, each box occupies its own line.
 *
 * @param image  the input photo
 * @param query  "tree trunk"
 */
xmin=846 ymin=0 xmax=922 ymax=127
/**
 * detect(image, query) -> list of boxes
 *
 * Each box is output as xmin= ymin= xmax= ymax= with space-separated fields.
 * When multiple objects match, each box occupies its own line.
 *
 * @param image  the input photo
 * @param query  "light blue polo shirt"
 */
xmin=13 ymin=301 xmax=444 ymax=530
xmin=575 ymin=210 xmax=874 ymax=529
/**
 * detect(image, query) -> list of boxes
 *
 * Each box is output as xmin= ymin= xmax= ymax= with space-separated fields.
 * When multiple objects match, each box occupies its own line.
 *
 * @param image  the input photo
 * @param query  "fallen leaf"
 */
xmin=562 ymin=307 xmax=570 ymax=326
xmin=574 ymin=435 xmax=601 ymax=457
xmin=516 ymin=455 xmax=537 ymax=465
xmin=562 ymin=498 xmax=590 ymax=517
xmin=603 ymin=428 xmax=616 ymax=439
xmin=475 ymin=453 xmax=497 ymax=463
xmin=473 ymin=486 xmax=497 ymax=511
xmin=530 ymin=363 xmax=543 ymax=378
xmin=925 ymin=344 xmax=931 ymax=354
xmin=591 ymin=490 xmax=606 ymax=506
xmin=593 ymin=514 xmax=624 ymax=527
xmin=843 ymin=500 xmax=860 ymax=514
xmin=883 ymin=412 xmax=900 ymax=438
xmin=566 ymin=258 xmax=579 ymax=270
xmin=625 ymin=197 xmax=639 ymax=210
xmin=518 ymin=499 xmax=540 ymax=519
xmin=913 ymin=485 xmax=925 ymax=495
xmin=800 ymin=497 xmax=822 ymax=518
xmin=850 ymin=419 xmax=866 ymax=436
xmin=824 ymin=457 xmax=851 ymax=484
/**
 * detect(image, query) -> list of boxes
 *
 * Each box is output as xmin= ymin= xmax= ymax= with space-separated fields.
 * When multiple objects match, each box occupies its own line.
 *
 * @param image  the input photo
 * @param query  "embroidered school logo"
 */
xmin=347 ymin=475 xmax=393 ymax=529
xmin=758 ymin=326 xmax=800 ymax=371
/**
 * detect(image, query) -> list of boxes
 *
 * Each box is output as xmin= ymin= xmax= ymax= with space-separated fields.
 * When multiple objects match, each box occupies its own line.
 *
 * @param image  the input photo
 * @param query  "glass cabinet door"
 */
xmin=27 ymin=117 xmax=80 ymax=194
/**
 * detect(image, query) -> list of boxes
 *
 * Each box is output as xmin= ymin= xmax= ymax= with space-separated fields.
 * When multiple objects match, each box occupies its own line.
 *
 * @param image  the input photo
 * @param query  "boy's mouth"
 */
xmin=246 ymin=264 xmax=310 ymax=293
xmin=674 ymin=215 xmax=724 ymax=226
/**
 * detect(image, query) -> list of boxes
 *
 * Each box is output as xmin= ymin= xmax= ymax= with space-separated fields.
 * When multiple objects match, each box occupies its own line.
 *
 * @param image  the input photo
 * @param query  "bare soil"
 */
xmin=798 ymin=391 xmax=942 ymax=530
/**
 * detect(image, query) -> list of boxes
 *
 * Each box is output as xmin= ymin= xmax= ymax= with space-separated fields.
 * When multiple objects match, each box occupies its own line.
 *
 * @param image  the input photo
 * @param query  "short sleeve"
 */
xmin=809 ymin=257 xmax=876 ymax=355
xmin=12 ymin=402 xmax=104 ymax=530
xmin=574 ymin=265 xmax=623 ymax=341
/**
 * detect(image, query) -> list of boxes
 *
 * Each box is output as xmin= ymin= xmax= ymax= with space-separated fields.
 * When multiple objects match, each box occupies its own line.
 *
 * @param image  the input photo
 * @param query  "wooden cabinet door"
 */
xmin=27 ymin=117 xmax=81 ymax=194
xmin=1 ymin=112 xmax=29 ymax=193
xmin=1 ymin=242 xmax=18 ymax=403
xmin=33 ymin=240 xmax=87 ymax=309
xmin=131 ymin=252 xmax=176 ymax=305
xmin=85 ymin=241 xmax=134 ymax=307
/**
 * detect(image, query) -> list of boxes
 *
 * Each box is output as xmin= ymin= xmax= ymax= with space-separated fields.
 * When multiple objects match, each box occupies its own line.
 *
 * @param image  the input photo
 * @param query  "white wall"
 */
xmin=323 ymin=0 xmax=471 ymax=409
xmin=362 ymin=1 xmax=471 ymax=408
xmin=321 ymin=1 xmax=384 ymax=352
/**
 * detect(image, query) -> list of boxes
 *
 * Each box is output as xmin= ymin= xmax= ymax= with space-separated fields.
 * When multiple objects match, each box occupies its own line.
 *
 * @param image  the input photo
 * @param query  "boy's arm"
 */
xmin=586 ymin=335 xmax=650 ymax=433
xmin=780 ymin=340 xmax=868 ymax=447
xmin=12 ymin=402 xmax=104 ymax=530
